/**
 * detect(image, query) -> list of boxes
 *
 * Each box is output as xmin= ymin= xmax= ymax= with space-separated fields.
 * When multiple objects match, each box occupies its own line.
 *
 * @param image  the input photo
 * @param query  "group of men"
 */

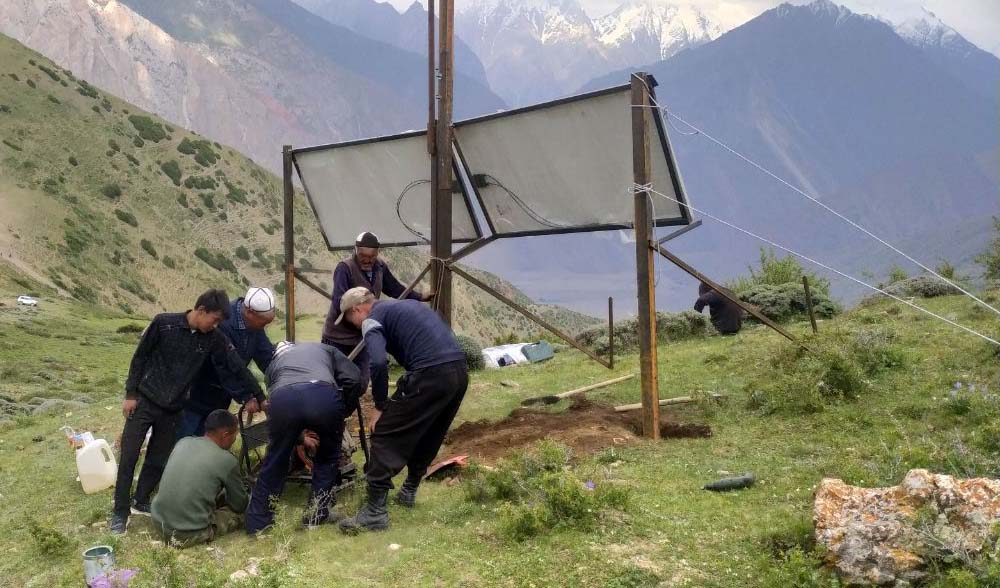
xmin=110 ymin=231 xmax=468 ymax=546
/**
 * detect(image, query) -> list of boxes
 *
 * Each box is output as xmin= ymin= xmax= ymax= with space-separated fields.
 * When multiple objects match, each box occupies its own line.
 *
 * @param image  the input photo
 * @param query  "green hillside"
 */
xmin=0 ymin=32 xmax=595 ymax=341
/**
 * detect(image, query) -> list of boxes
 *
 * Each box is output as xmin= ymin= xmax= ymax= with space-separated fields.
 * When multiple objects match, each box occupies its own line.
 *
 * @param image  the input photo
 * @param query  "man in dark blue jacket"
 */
xmin=110 ymin=289 xmax=263 ymax=535
xmin=333 ymin=287 xmax=468 ymax=533
xmin=178 ymin=287 xmax=276 ymax=438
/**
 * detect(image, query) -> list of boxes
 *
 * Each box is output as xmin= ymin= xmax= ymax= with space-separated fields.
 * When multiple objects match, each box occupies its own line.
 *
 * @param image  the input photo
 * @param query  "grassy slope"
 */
xmin=2 ymin=249 xmax=999 ymax=586
xmin=0 ymin=32 xmax=596 ymax=342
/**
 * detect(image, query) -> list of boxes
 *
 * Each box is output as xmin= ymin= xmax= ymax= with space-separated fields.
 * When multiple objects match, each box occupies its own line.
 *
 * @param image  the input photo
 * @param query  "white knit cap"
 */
xmin=245 ymin=287 xmax=276 ymax=313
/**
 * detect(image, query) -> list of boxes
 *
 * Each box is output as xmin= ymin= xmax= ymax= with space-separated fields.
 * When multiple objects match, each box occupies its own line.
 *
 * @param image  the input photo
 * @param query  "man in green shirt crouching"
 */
xmin=152 ymin=410 xmax=248 ymax=547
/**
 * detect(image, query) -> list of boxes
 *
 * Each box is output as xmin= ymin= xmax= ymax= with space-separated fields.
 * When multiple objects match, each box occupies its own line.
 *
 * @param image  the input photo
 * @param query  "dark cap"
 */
xmin=355 ymin=231 xmax=380 ymax=248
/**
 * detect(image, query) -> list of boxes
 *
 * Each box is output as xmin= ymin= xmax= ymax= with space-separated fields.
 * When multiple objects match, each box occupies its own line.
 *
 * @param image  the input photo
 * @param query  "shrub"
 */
xmin=194 ymin=247 xmax=237 ymax=273
xmin=160 ymin=160 xmax=182 ymax=186
xmin=882 ymin=276 xmax=960 ymax=298
xmin=71 ymin=283 xmax=98 ymax=304
xmin=225 ymin=181 xmax=248 ymax=204
xmin=140 ymin=239 xmax=158 ymax=259
xmin=463 ymin=440 xmax=630 ymax=541
xmin=746 ymin=342 xmax=869 ymax=416
xmin=76 ymin=80 xmax=99 ymax=98
xmin=101 ymin=183 xmax=122 ymax=200
xmin=91 ymin=105 xmax=100 ymax=114
xmin=116 ymin=323 xmax=145 ymax=334
xmin=162 ymin=256 xmax=176 ymax=269
xmin=455 ymin=334 xmax=485 ymax=371
xmin=183 ymin=175 xmax=217 ymax=190
xmin=192 ymin=207 xmax=204 ymax=217
xmin=25 ymin=517 xmax=70 ymax=556
xmin=114 ymin=208 xmax=138 ymax=227
xmin=7 ymin=73 xmax=19 ymax=81
xmin=976 ymin=217 xmax=1000 ymax=282
xmin=605 ymin=566 xmax=662 ymax=588
xmin=888 ymin=265 xmax=909 ymax=284
xmin=176 ymin=193 xmax=189 ymax=208
xmin=36 ymin=64 xmax=61 ymax=82
xmin=68 ymin=155 xmax=78 ymax=166
xmin=107 ymin=139 xmax=120 ymax=153
xmin=128 ymin=114 xmax=166 ymax=142
xmin=46 ymin=94 xmax=60 ymax=104
xmin=577 ymin=310 xmax=709 ymax=355
xmin=177 ymin=137 xmax=219 ymax=167
xmin=729 ymin=248 xmax=831 ymax=296
xmin=25 ymin=79 xmax=36 ymax=89
xmin=199 ymin=192 xmax=215 ymax=210
xmin=2 ymin=139 xmax=23 ymax=151
xmin=274 ymin=279 xmax=286 ymax=295
xmin=126 ymin=154 xmax=140 ymax=166
xmin=739 ymin=282 xmax=839 ymax=323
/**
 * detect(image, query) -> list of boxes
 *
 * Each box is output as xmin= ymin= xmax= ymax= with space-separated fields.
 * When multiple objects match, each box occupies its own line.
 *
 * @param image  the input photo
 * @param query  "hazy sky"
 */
xmin=386 ymin=0 xmax=1000 ymax=57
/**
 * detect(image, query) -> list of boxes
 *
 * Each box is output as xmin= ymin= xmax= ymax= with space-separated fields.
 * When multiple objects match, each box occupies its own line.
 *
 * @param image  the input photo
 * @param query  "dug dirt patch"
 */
xmin=443 ymin=398 xmax=711 ymax=462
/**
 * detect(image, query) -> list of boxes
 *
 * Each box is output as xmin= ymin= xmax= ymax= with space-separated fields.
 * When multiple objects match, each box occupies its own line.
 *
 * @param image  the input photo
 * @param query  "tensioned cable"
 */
xmin=629 ymin=75 xmax=1000 ymax=318
xmin=630 ymin=182 xmax=1000 ymax=347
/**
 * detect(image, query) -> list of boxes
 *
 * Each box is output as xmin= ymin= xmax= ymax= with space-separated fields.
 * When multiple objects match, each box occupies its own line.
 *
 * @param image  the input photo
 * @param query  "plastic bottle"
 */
xmin=76 ymin=439 xmax=118 ymax=494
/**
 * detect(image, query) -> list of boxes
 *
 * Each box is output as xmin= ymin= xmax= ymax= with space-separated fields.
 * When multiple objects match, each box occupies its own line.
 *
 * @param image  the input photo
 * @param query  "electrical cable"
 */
xmin=395 ymin=179 xmax=432 ymax=242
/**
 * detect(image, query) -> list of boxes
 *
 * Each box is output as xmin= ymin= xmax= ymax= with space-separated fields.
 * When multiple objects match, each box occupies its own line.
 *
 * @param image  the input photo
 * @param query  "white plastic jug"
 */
xmin=76 ymin=439 xmax=117 ymax=494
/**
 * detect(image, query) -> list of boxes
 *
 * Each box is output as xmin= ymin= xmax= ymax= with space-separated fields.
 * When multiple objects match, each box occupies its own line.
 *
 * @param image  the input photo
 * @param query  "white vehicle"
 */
xmin=16 ymin=295 xmax=38 ymax=307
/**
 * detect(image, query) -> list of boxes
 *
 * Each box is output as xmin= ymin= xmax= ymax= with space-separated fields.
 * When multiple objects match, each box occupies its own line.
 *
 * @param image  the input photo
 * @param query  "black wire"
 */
xmin=396 ymin=179 xmax=431 ymax=242
xmin=480 ymin=174 xmax=571 ymax=229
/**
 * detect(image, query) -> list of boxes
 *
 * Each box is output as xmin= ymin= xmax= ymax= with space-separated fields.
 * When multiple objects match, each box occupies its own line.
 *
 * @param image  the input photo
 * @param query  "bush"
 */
xmin=36 ymin=64 xmax=61 ymax=82
xmin=194 ymin=247 xmax=237 ymax=273
xmin=746 ymin=342 xmax=868 ymax=416
xmin=101 ymin=183 xmax=122 ymax=200
xmin=455 ymin=334 xmax=485 ymax=371
xmin=976 ymin=217 xmax=1000 ymax=281
xmin=199 ymin=192 xmax=215 ymax=210
xmin=882 ymin=276 xmax=960 ymax=299
xmin=26 ymin=79 xmax=36 ymax=89
xmin=68 ymin=155 xmax=78 ymax=166
xmin=729 ymin=248 xmax=830 ymax=296
xmin=739 ymin=282 xmax=839 ymax=323
xmin=116 ymin=323 xmax=145 ymax=334
xmin=114 ymin=208 xmax=138 ymax=227
xmin=2 ymin=139 xmax=23 ymax=151
xmin=76 ymin=80 xmax=98 ymax=98
xmin=235 ymin=245 xmax=250 ymax=261
xmin=140 ymin=239 xmax=157 ymax=259
xmin=25 ymin=517 xmax=70 ymax=556
xmin=462 ymin=440 xmax=630 ymax=541
xmin=107 ymin=138 xmax=120 ymax=153
xmin=160 ymin=160 xmax=182 ymax=186
xmin=162 ymin=256 xmax=176 ymax=269
xmin=225 ymin=181 xmax=248 ymax=204
xmin=176 ymin=193 xmax=188 ymax=208
xmin=577 ymin=310 xmax=709 ymax=355
xmin=888 ymin=265 xmax=909 ymax=284
xmin=177 ymin=137 xmax=219 ymax=167
xmin=46 ymin=94 xmax=60 ymax=104
xmin=128 ymin=114 xmax=166 ymax=142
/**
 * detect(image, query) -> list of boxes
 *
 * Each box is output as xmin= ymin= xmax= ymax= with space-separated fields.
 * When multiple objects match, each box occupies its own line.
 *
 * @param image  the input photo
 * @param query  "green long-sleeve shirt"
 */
xmin=151 ymin=436 xmax=247 ymax=531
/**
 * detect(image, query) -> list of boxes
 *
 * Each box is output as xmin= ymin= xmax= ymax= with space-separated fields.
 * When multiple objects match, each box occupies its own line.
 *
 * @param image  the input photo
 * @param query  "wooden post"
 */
xmin=426 ymin=0 xmax=436 ymax=156
xmin=608 ymin=297 xmax=615 ymax=369
xmin=430 ymin=0 xmax=455 ymax=326
xmin=803 ymin=275 xmax=818 ymax=334
xmin=282 ymin=145 xmax=296 ymax=343
xmin=631 ymin=73 xmax=660 ymax=440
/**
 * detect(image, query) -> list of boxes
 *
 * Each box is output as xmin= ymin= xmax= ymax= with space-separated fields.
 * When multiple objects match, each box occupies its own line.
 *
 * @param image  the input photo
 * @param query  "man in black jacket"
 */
xmin=110 ymin=289 xmax=263 ymax=535
xmin=694 ymin=282 xmax=744 ymax=335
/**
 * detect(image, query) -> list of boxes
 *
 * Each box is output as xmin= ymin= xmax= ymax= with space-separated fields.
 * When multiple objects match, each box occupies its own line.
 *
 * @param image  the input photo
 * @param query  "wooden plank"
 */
xmin=282 ymin=145 xmax=296 ymax=343
xmin=652 ymin=243 xmax=811 ymax=352
xmin=293 ymin=270 xmax=332 ymax=300
xmin=521 ymin=374 xmax=634 ymax=406
xmin=803 ymin=275 xmax=818 ymax=334
xmin=614 ymin=393 xmax=725 ymax=412
xmin=448 ymin=264 xmax=612 ymax=369
xmin=632 ymin=73 xmax=660 ymax=440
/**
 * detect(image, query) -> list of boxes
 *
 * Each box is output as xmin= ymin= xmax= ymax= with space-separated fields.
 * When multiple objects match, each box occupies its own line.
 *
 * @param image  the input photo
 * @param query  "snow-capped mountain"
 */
xmin=456 ymin=0 xmax=723 ymax=106
xmin=595 ymin=1 xmax=721 ymax=63
xmin=894 ymin=7 xmax=963 ymax=49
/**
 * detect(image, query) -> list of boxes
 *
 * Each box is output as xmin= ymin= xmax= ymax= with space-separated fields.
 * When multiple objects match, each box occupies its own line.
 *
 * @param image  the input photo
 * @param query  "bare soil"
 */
xmin=442 ymin=398 xmax=711 ymax=462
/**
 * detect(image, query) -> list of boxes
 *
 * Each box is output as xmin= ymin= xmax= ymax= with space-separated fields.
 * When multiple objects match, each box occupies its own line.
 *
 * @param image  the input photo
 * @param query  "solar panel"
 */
xmin=453 ymin=84 xmax=691 ymax=238
xmin=292 ymin=131 xmax=481 ymax=250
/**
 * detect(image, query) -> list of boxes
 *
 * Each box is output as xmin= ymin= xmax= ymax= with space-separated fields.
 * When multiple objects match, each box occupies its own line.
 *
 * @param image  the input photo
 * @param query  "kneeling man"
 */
xmin=151 ymin=410 xmax=247 ymax=547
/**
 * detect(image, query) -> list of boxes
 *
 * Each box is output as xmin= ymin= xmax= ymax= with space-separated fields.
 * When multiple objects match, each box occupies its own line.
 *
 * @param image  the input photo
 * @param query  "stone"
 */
xmin=31 ymin=399 xmax=87 ymax=415
xmin=814 ymin=469 xmax=1000 ymax=586
xmin=499 ymin=380 xmax=520 ymax=388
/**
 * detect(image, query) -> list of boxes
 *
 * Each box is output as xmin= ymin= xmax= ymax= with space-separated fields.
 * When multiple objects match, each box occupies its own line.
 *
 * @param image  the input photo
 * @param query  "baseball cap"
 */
xmin=244 ymin=287 xmax=276 ymax=313
xmin=333 ymin=286 xmax=375 ymax=325
xmin=355 ymin=231 xmax=380 ymax=249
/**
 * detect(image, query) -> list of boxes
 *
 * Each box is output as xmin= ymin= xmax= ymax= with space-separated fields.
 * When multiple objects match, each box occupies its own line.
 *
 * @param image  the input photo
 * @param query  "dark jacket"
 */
xmin=694 ymin=284 xmax=743 ymax=335
xmin=185 ymin=299 xmax=273 ymax=415
xmin=265 ymin=342 xmax=362 ymax=402
xmin=321 ymin=255 xmax=423 ymax=346
xmin=125 ymin=312 xmax=263 ymax=412
xmin=362 ymin=299 xmax=465 ymax=410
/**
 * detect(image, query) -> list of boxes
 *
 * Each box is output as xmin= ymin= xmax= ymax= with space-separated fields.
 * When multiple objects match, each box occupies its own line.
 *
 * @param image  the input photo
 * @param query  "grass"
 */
xmin=2 ymin=254 xmax=999 ymax=586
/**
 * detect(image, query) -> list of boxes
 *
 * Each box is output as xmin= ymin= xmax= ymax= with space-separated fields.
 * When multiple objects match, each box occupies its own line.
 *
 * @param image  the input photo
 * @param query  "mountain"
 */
xmin=0 ymin=0 xmax=506 ymax=173
xmin=893 ymin=8 xmax=1000 ymax=102
xmin=455 ymin=0 xmax=720 ymax=106
xmin=465 ymin=0 xmax=1000 ymax=315
xmin=291 ymin=0 xmax=490 ymax=86
xmin=0 ymin=33 xmax=594 ymax=341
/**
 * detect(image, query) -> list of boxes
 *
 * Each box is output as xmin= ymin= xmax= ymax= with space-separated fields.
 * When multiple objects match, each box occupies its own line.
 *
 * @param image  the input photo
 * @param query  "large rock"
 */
xmin=814 ymin=469 xmax=1000 ymax=586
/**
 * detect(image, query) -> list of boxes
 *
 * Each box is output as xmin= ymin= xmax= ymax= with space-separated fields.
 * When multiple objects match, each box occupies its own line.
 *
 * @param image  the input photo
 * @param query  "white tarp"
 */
xmin=293 ymin=132 xmax=481 ymax=249
xmin=453 ymin=85 xmax=690 ymax=237
xmin=481 ymin=343 xmax=529 ymax=368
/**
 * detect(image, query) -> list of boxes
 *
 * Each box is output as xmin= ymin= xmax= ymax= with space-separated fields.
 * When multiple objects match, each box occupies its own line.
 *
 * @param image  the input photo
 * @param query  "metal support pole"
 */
xmin=632 ymin=73 xmax=660 ymax=440
xmin=430 ymin=0 xmax=455 ymax=326
xmin=803 ymin=275 xmax=818 ymax=334
xmin=608 ymin=297 xmax=615 ymax=370
xmin=282 ymin=145 xmax=296 ymax=343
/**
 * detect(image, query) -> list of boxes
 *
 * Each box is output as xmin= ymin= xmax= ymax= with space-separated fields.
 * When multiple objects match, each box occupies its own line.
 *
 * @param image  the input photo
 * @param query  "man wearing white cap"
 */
xmin=177 ymin=286 xmax=276 ymax=439
xmin=321 ymin=231 xmax=433 ymax=392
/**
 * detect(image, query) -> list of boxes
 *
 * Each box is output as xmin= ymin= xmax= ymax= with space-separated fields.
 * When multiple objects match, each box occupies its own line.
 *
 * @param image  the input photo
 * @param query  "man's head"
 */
xmin=203 ymin=409 xmax=239 ymax=450
xmin=334 ymin=286 xmax=376 ymax=328
xmin=242 ymin=287 xmax=276 ymax=330
xmin=189 ymin=289 xmax=230 ymax=333
xmin=353 ymin=231 xmax=380 ymax=272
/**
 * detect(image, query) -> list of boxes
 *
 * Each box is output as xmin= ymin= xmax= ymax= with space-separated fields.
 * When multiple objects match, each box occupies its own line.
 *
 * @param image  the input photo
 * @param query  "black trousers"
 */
xmin=245 ymin=381 xmax=346 ymax=534
xmin=367 ymin=360 xmax=468 ymax=491
xmin=113 ymin=398 xmax=182 ymax=514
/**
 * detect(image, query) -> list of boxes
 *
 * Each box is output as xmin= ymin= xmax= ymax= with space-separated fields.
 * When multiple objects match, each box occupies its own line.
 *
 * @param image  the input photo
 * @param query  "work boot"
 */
xmin=109 ymin=511 xmax=128 ymax=535
xmin=338 ymin=489 xmax=389 ymax=534
xmin=130 ymin=499 xmax=152 ymax=517
xmin=395 ymin=476 xmax=420 ymax=508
